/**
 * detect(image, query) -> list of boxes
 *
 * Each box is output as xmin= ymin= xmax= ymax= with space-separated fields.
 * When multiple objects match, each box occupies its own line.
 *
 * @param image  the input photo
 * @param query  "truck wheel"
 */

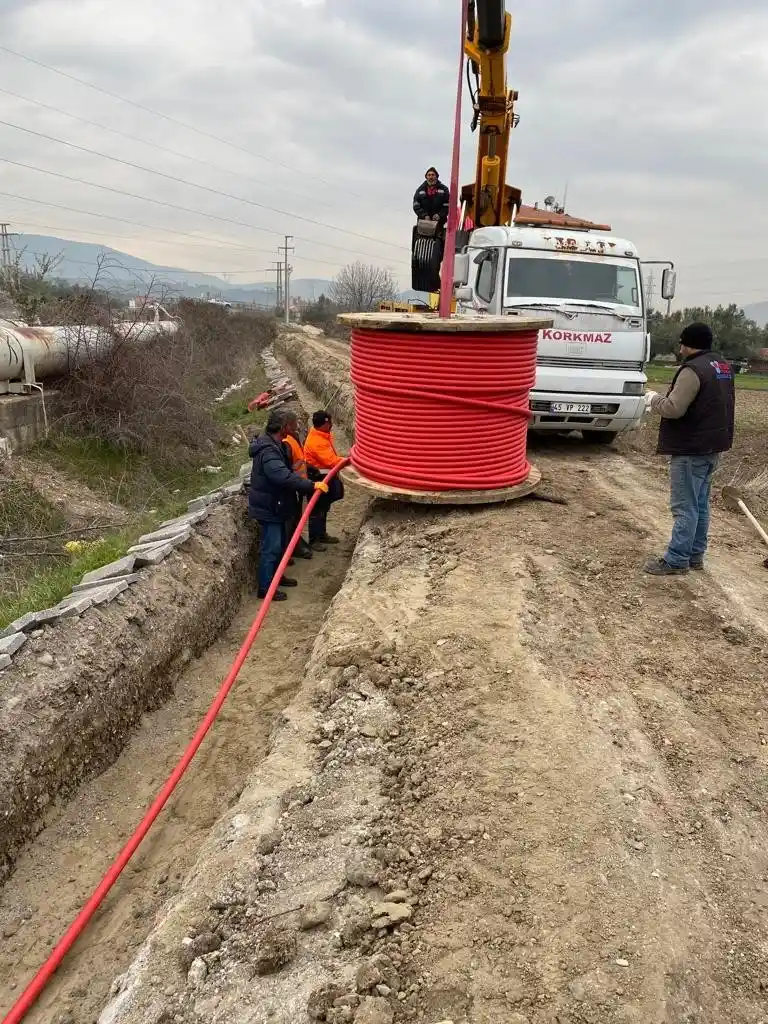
xmin=583 ymin=430 xmax=617 ymax=445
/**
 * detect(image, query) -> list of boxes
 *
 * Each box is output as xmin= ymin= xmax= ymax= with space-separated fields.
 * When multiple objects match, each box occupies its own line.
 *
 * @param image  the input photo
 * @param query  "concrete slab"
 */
xmin=54 ymin=594 xmax=95 ymax=619
xmin=0 ymin=610 xmax=47 ymax=639
xmin=135 ymin=525 xmax=192 ymax=547
xmin=80 ymin=555 xmax=136 ymax=587
xmin=0 ymin=653 xmax=11 ymax=670
xmin=158 ymin=508 xmax=209 ymax=530
xmin=132 ymin=542 xmax=175 ymax=567
xmin=72 ymin=573 xmax=141 ymax=594
xmin=0 ymin=632 xmax=27 ymax=657
xmin=187 ymin=491 xmax=223 ymax=512
xmin=87 ymin=580 xmax=129 ymax=605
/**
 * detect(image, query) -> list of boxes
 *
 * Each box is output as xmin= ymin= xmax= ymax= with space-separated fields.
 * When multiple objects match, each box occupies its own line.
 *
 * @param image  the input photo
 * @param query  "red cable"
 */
xmin=350 ymin=327 xmax=537 ymax=490
xmin=1 ymin=460 xmax=349 ymax=1024
xmin=438 ymin=0 xmax=469 ymax=318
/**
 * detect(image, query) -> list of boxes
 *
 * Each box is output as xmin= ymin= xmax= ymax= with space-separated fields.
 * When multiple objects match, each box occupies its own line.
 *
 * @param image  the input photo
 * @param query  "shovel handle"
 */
xmin=737 ymin=499 xmax=768 ymax=549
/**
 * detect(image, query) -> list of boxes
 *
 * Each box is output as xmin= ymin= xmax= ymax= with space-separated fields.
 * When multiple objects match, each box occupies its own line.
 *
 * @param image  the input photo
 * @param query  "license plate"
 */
xmin=551 ymin=402 xmax=591 ymax=414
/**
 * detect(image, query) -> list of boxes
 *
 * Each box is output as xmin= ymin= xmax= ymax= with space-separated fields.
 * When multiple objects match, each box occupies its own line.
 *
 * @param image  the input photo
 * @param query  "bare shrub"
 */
xmin=51 ymin=302 xmax=275 ymax=464
xmin=328 ymin=261 xmax=398 ymax=312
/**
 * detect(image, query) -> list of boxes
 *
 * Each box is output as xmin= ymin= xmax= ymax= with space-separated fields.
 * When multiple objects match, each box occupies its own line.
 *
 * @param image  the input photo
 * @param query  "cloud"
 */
xmin=0 ymin=0 xmax=765 ymax=306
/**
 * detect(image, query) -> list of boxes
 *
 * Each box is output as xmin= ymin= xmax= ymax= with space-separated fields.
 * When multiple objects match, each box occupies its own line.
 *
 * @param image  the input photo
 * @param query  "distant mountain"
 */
xmin=13 ymin=234 xmax=332 ymax=302
xmin=743 ymin=302 xmax=768 ymax=328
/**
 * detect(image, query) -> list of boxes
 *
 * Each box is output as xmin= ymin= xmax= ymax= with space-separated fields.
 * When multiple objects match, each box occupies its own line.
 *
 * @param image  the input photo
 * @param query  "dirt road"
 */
xmin=272 ymin=329 xmax=768 ymax=1022
xmin=0 ymin=482 xmax=368 ymax=1023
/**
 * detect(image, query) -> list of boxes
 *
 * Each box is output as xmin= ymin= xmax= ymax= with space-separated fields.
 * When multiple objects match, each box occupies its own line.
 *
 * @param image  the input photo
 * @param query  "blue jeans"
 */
xmin=664 ymin=455 xmax=719 ymax=568
xmin=257 ymin=521 xmax=286 ymax=593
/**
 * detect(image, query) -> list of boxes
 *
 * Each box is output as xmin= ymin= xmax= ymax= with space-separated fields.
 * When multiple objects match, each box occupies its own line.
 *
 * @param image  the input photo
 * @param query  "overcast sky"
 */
xmin=0 ymin=0 xmax=766 ymax=306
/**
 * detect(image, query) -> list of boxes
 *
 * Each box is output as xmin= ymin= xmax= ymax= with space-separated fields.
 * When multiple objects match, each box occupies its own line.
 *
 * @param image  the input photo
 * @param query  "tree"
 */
xmin=648 ymin=304 xmax=768 ymax=361
xmin=329 ymin=261 xmax=398 ymax=312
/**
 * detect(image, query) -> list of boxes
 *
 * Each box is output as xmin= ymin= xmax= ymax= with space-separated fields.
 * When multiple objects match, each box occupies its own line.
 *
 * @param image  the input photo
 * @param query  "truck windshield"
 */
xmin=506 ymin=254 xmax=640 ymax=309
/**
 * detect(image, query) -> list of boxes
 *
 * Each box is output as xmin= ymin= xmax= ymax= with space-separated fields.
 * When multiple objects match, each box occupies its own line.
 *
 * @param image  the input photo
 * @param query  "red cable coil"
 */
xmin=1 ymin=463 xmax=349 ymax=1024
xmin=350 ymin=327 xmax=538 ymax=490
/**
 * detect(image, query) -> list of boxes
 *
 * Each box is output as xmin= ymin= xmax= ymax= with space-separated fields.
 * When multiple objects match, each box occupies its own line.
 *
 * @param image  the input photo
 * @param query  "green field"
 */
xmin=645 ymin=364 xmax=768 ymax=390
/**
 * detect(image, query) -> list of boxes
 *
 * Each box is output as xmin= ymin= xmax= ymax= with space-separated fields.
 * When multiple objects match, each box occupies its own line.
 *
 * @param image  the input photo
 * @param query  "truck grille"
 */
xmin=537 ymin=355 xmax=643 ymax=371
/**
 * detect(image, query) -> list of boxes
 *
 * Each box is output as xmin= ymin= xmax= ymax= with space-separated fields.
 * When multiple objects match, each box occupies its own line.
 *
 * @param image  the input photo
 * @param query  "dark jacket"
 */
xmin=658 ymin=350 xmax=735 ymax=456
xmin=248 ymin=433 xmax=315 ymax=523
xmin=413 ymin=179 xmax=450 ymax=221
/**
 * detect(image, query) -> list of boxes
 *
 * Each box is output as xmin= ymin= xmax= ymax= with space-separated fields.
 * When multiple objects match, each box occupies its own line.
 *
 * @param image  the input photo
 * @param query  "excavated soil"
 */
xmin=0 ymin=504 xmax=254 ymax=883
xmin=85 ymin=329 xmax=768 ymax=1024
xmin=0 ymin=482 xmax=368 ymax=1023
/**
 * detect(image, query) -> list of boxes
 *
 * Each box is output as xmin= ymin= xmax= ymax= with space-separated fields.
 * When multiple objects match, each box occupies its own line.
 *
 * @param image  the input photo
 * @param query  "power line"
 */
xmin=0 ymin=84 xmax=340 ymax=214
xmin=1 ymin=158 xmax=408 ymax=266
xmin=0 ymin=194 xmax=351 ymax=266
xmin=0 ymin=118 xmax=408 ymax=253
xmin=0 ymin=43 xmax=394 ymax=209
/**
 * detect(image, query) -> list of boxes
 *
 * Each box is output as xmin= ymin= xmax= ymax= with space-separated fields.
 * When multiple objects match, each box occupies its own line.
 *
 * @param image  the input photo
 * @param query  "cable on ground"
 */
xmin=1 ymin=458 xmax=349 ymax=1024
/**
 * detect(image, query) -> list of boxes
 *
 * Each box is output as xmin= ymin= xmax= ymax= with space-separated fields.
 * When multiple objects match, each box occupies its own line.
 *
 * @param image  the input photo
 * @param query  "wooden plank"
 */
xmin=337 ymin=312 xmax=553 ymax=333
xmin=342 ymin=463 xmax=541 ymax=506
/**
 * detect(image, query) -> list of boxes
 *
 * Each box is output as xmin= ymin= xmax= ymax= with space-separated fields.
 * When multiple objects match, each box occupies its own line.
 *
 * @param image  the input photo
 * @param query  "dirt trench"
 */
xmin=83 ymin=328 xmax=768 ymax=1024
xmin=0 ymin=386 xmax=368 ymax=1022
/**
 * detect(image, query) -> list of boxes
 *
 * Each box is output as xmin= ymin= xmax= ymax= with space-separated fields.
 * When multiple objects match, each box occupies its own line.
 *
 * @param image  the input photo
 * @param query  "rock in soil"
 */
xmin=253 ymin=925 xmax=298 ymax=975
xmin=354 ymin=996 xmax=394 ymax=1024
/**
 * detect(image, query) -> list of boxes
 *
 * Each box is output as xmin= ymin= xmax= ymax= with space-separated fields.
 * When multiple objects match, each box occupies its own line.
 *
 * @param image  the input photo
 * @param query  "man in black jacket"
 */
xmin=248 ymin=410 xmax=327 ymax=601
xmin=643 ymin=322 xmax=735 ymax=575
xmin=413 ymin=167 xmax=451 ymax=226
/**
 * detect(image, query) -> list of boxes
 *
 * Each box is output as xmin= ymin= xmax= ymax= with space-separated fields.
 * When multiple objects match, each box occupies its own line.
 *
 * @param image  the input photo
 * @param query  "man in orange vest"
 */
xmin=283 ymin=413 xmax=313 ymax=559
xmin=304 ymin=410 xmax=345 ymax=547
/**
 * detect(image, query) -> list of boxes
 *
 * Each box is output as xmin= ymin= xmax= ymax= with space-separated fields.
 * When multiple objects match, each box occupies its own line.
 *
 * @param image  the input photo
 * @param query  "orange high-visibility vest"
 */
xmin=284 ymin=434 xmax=308 ymax=478
xmin=304 ymin=427 xmax=342 ymax=472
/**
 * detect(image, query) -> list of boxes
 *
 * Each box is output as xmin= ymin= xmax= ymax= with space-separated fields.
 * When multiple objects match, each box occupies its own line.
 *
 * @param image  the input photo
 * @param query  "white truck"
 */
xmin=454 ymin=222 xmax=675 ymax=443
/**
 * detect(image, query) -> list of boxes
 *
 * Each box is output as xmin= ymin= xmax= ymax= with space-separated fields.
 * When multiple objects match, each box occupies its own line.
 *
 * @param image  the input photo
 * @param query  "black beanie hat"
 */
xmin=680 ymin=322 xmax=713 ymax=350
xmin=425 ymin=166 xmax=439 ymax=177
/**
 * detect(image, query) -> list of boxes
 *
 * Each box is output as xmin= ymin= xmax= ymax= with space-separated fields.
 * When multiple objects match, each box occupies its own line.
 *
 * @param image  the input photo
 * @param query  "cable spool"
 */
xmin=343 ymin=313 xmax=549 ymax=499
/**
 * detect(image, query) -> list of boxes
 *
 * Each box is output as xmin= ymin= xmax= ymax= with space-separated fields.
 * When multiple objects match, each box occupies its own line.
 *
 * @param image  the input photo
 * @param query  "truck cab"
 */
xmin=455 ymin=222 xmax=667 ymax=442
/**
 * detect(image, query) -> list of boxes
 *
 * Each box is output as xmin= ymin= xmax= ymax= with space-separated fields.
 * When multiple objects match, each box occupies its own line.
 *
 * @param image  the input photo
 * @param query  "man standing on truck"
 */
xmin=413 ymin=167 xmax=451 ymax=226
xmin=643 ymin=322 xmax=735 ymax=576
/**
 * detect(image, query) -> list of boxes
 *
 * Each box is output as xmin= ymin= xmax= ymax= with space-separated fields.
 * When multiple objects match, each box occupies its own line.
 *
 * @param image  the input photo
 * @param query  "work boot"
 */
xmin=643 ymin=557 xmax=688 ymax=576
xmin=280 ymin=576 xmax=298 ymax=587
xmin=690 ymin=558 xmax=705 ymax=571
xmin=319 ymin=534 xmax=339 ymax=544
xmin=256 ymin=589 xmax=287 ymax=601
xmin=294 ymin=542 xmax=313 ymax=560
xmin=309 ymin=539 xmax=328 ymax=552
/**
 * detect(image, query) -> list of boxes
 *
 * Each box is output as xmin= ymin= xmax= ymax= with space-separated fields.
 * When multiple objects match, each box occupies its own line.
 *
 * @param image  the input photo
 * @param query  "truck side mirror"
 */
xmin=453 ymin=253 xmax=469 ymax=286
xmin=661 ymin=268 xmax=676 ymax=301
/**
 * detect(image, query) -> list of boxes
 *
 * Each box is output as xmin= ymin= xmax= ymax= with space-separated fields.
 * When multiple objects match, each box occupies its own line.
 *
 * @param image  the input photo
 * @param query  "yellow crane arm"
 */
xmin=462 ymin=0 xmax=521 ymax=227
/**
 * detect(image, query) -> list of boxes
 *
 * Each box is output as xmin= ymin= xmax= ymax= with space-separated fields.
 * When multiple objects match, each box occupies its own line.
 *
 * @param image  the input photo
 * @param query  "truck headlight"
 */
xmin=623 ymin=382 xmax=644 ymax=395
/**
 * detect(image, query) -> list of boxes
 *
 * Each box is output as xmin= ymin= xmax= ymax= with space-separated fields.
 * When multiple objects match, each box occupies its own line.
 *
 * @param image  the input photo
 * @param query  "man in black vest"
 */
xmin=643 ymin=322 xmax=735 ymax=575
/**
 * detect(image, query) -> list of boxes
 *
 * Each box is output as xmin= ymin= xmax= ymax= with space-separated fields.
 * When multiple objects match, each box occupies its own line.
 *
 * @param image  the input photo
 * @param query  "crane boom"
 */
xmin=462 ymin=0 xmax=521 ymax=228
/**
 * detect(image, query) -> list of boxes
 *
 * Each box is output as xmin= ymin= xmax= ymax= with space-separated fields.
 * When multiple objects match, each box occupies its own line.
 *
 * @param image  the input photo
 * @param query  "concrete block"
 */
xmin=86 ymin=580 xmax=129 ymax=605
xmin=222 ymin=482 xmax=243 ymax=498
xmin=0 ymin=632 xmax=27 ymax=657
xmin=135 ymin=525 xmax=192 ymax=547
xmin=158 ymin=508 xmax=209 ymax=530
xmin=80 ymin=555 xmax=136 ymax=587
xmin=0 ymin=610 xmax=47 ymax=639
xmin=73 ymin=573 xmax=141 ymax=593
xmin=0 ymin=653 xmax=11 ymax=670
xmin=239 ymin=462 xmax=252 ymax=479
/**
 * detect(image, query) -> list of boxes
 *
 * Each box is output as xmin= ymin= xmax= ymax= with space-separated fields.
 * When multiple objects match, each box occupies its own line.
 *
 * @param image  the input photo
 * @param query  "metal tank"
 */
xmin=0 ymin=310 xmax=179 ymax=388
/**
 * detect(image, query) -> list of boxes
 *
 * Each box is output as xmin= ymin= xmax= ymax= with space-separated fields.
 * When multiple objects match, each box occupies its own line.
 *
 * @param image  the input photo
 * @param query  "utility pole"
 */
xmin=279 ymin=235 xmax=294 ymax=326
xmin=645 ymin=270 xmax=656 ymax=312
xmin=0 ymin=224 xmax=15 ymax=282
